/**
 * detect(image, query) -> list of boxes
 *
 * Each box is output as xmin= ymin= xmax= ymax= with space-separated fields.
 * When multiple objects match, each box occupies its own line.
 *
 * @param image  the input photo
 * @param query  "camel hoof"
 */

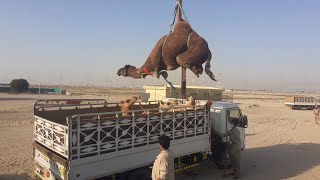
xmin=160 ymin=71 xmax=168 ymax=80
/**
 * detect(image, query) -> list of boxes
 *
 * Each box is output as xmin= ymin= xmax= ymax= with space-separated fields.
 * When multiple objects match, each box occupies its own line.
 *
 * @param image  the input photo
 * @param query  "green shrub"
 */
xmin=9 ymin=79 xmax=29 ymax=93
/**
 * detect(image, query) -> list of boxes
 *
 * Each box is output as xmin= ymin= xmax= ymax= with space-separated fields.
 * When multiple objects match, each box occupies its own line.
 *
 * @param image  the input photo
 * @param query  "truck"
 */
xmin=33 ymin=98 xmax=248 ymax=180
xmin=285 ymin=96 xmax=320 ymax=110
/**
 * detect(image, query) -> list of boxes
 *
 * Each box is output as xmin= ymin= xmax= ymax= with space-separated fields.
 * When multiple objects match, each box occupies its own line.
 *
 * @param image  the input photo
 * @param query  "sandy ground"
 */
xmin=0 ymin=93 xmax=320 ymax=180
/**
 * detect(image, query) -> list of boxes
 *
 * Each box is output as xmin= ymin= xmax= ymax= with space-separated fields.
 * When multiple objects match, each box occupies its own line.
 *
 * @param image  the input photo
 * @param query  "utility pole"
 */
xmin=304 ymin=72 xmax=307 ymax=94
xmin=177 ymin=0 xmax=186 ymax=99
xmin=38 ymin=82 xmax=41 ymax=100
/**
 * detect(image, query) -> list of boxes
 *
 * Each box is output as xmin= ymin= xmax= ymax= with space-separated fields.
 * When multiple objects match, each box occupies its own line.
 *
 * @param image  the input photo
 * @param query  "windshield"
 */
xmin=226 ymin=108 xmax=242 ymax=124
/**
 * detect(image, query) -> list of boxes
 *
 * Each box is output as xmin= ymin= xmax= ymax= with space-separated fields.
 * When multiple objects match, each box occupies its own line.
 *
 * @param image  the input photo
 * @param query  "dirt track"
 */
xmin=0 ymin=93 xmax=320 ymax=180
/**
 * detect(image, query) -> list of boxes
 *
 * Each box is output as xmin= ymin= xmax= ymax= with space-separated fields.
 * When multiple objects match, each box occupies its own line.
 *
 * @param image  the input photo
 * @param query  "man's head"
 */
xmin=205 ymin=100 xmax=213 ymax=109
xmin=159 ymin=135 xmax=170 ymax=150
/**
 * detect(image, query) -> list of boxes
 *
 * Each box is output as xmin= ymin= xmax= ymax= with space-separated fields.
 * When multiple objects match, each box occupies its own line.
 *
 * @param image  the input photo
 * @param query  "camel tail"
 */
xmin=205 ymin=50 xmax=216 ymax=81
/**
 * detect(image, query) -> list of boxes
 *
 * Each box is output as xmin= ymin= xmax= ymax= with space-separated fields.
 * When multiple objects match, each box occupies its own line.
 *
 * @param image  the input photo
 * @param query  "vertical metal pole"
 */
xmin=177 ymin=0 xmax=186 ymax=99
xmin=181 ymin=69 xmax=186 ymax=99
xmin=132 ymin=112 xmax=135 ymax=148
xmin=172 ymin=111 xmax=175 ymax=140
xmin=97 ymin=115 xmax=101 ymax=155
xmin=38 ymin=82 xmax=41 ymax=100
xmin=77 ymin=116 xmax=81 ymax=159
xmin=67 ymin=117 xmax=71 ymax=159
xmin=147 ymin=112 xmax=150 ymax=145
xmin=224 ymin=111 xmax=229 ymax=176
xmin=116 ymin=114 xmax=119 ymax=152
xmin=304 ymin=72 xmax=307 ymax=94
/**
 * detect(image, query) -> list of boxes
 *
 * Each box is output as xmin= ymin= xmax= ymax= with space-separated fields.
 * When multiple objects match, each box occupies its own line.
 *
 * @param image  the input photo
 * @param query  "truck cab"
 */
xmin=209 ymin=101 xmax=248 ymax=167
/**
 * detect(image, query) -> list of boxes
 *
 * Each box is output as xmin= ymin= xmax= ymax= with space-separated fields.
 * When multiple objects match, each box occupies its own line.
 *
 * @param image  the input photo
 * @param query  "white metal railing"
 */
xmin=33 ymin=99 xmax=162 ymax=159
xmin=34 ymin=116 xmax=69 ymax=158
xmin=69 ymin=106 xmax=209 ymax=160
xmin=292 ymin=96 xmax=320 ymax=103
xmin=33 ymin=99 xmax=107 ymax=111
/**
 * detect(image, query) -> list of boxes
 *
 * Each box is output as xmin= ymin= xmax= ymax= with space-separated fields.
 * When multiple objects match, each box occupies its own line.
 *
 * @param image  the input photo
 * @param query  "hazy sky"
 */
xmin=1 ymin=0 xmax=319 ymax=91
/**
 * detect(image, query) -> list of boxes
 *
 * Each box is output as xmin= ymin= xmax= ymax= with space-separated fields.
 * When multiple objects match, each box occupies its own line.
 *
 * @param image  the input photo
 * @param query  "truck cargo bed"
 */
xmin=33 ymin=99 xmax=211 ymax=179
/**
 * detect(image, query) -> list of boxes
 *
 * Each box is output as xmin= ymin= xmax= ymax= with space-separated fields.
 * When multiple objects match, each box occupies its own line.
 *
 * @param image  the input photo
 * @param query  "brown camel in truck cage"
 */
xmin=119 ymin=96 xmax=139 ymax=116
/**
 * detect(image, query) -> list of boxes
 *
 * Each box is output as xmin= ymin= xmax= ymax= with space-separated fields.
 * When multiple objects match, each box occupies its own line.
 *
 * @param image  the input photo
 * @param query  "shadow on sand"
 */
xmin=0 ymin=173 xmax=33 ymax=180
xmin=1 ymin=144 xmax=319 ymax=180
xmin=177 ymin=143 xmax=320 ymax=180
xmin=241 ymin=143 xmax=320 ymax=179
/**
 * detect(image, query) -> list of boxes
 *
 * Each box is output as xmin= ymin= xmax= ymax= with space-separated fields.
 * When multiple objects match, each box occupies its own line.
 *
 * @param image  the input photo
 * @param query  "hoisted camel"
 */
xmin=117 ymin=20 xmax=216 ymax=81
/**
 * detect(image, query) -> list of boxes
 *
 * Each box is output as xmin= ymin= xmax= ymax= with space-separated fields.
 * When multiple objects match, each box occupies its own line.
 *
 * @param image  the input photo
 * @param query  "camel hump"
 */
xmin=174 ymin=21 xmax=192 ymax=34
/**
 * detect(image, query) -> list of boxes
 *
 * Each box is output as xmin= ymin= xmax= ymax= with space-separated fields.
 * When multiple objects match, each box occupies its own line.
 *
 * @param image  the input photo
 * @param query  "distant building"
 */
xmin=0 ymin=84 xmax=10 ymax=92
xmin=0 ymin=84 xmax=10 ymax=87
xmin=143 ymin=84 xmax=225 ymax=101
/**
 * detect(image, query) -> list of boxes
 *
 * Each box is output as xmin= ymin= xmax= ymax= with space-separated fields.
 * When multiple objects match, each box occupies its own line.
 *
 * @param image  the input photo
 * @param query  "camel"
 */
xmin=117 ymin=21 xmax=216 ymax=81
xmin=159 ymin=96 xmax=196 ymax=112
xmin=186 ymin=96 xmax=196 ymax=106
xmin=159 ymin=101 xmax=175 ymax=112
xmin=119 ymin=96 xmax=138 ymax=116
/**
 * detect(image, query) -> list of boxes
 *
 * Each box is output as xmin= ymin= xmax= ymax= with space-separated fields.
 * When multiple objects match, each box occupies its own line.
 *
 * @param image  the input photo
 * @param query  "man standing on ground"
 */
xmin=152 ymin=135 xmax=174 ymax=180
xmin=222 ymin=118 xmax=241 ymax=179
xmin=314 ymin=105 xmax=320 ymax=124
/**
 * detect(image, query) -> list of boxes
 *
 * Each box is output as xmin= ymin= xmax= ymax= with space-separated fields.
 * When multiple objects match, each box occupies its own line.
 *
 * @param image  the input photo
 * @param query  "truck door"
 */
xmin=226 ymin=108 xmax=245 ymax=150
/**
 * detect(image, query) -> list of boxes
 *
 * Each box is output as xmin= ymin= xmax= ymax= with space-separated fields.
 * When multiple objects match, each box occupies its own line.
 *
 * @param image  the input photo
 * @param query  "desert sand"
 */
xmin=0 ymin=92 xmax=320 ymax=180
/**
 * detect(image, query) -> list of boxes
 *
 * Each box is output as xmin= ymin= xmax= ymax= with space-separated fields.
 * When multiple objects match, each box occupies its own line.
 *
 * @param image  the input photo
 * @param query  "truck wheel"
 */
xmin=127 ymin=168 xmax=151 ymax=180
xmin=211 ymin=142 xmax=231 ymax=169
xmin=214 ymin=150 xmax=232 ymax=169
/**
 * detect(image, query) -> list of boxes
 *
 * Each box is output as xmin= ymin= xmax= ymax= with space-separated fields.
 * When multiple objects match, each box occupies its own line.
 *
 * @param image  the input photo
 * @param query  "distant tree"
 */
xmin=9 ymin=79 xmax=29 ymax=93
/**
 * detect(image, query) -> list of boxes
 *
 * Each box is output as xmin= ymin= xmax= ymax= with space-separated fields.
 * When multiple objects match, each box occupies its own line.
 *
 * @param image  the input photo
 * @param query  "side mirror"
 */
xmin=240 ymin=115 xmax=248 ymax=128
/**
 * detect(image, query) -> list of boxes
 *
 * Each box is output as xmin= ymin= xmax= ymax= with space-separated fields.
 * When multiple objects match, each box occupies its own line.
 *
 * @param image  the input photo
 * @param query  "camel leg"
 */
xmin=192 ymin=65 xmax=203 ymax=75
xmin=176 ymin=47 xmax=207 ymax=77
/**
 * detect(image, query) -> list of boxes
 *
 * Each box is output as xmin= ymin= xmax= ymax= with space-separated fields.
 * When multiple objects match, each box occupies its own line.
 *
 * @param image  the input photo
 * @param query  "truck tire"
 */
xmin=211 ymin=142 xmax=231 ymax=169
xmin=127 ymin=168 xmax=151 ymax=180
xmin=214 ymin=150 xmax=232 ymax=169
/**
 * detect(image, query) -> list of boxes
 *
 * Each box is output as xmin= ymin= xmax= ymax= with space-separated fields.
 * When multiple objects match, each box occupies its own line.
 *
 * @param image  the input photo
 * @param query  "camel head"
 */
xmin=159 ymin=100 xmax=174 ymax=110
xmin=186 ymin=96 xmax=196 ymax=106
xmin=117 ymin=65 xmax=146 ymax=79
xmin=119 ymin=96 xmax=138 ymax=116
xmin=117 ymin=65 xmax=133 ymax=77
xmin=129 ymin=96 xmax=139 ymax=103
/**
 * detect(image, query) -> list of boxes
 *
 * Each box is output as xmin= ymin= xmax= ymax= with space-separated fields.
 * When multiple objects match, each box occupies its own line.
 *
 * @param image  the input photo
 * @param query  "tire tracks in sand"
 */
xmin=246 ymin=107 xmax=299 ymax=147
